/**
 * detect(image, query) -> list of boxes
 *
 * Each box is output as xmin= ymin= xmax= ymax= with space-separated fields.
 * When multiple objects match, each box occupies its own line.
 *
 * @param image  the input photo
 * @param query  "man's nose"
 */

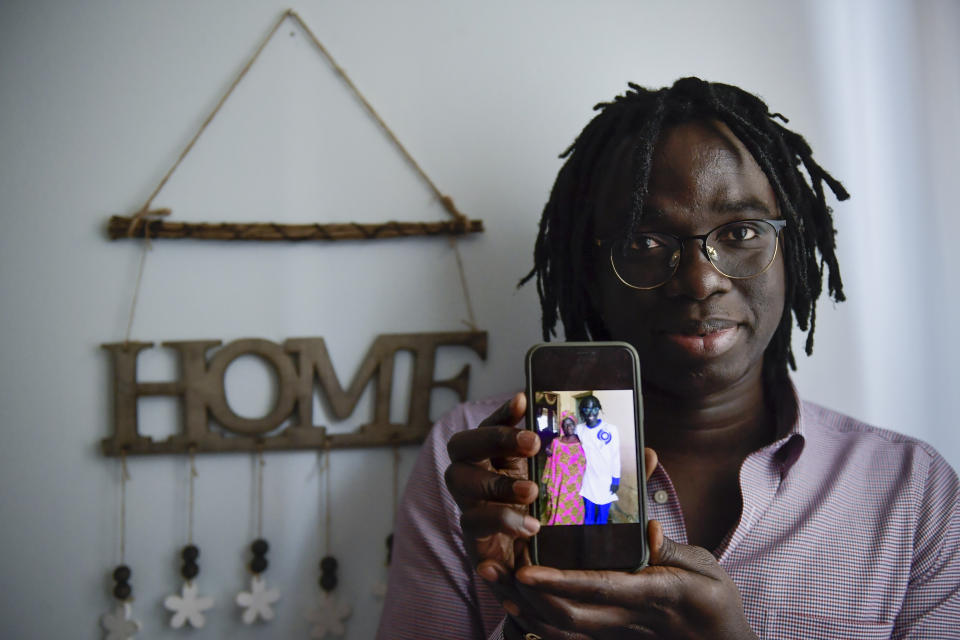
xmin=663 ymin=239 xmax=731 ymax=300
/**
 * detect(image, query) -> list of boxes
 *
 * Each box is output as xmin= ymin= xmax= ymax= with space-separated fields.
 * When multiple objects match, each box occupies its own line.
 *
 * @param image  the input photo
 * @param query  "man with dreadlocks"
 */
xmin=377 ymin=78 xmax=960 ymax=639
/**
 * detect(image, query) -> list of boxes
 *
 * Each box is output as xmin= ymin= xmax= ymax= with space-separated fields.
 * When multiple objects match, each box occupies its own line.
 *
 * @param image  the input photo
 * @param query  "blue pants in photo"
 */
xmin=583 ymin=498 xmax=611 ymax=525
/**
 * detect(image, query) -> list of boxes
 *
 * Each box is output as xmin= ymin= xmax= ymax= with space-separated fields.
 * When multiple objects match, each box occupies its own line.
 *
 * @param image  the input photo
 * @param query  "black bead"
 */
xmin=251 ymin=539 xmax=269 ymax=556
xmin=250 ymin=556 xmax=268 ymax=574
xmin=320 ymin=572 xmax=338 ymax=592
xmin=113 ymin=582 xmax=132 ymax=600
xmin=181 ymin=545 xmax=199 ymax=561
xmin=181 ymin=562 xmax=199 ymax=579
xmin=113 ymin=565 xmax=131 ymax=582
xmin=320 ymin=556 xmax=338 ymax=573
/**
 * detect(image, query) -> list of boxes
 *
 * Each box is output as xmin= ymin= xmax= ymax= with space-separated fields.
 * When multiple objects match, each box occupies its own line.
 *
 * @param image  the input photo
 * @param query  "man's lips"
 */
xmin=657 ymin=319 xmax=741 ymax=356
xmin=662 ymin=318 xmax=740 ymax=335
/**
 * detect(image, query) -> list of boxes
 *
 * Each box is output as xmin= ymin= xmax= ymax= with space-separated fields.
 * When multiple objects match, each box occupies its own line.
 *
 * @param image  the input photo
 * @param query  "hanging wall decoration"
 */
xmin=101 ymin=453 xmax=141 ymax=640
xmin=98 ymin=10 xmax=490 ymax=636
xmin=306 ymin=447 xmax=352 ymax=638
xmin=236 ymin=450 xmax=282 ymax=624
xmin=163 ymin=451 xmax=215 ymax=629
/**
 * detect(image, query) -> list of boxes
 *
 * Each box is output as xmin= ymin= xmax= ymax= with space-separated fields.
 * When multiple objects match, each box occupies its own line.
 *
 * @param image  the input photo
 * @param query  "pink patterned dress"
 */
xmin=540 ymin=437 xmax=586 ymax=525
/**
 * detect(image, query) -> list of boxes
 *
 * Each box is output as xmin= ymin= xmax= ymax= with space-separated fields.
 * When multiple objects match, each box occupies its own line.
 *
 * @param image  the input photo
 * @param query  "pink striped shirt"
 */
xmin=377 ymin=393 xmax=960 ymax=639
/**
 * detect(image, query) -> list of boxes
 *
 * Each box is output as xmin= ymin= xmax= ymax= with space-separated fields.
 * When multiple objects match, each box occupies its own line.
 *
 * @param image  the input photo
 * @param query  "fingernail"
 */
xmin=503 ymin=600 xmax=520 ymax=617
xmin=521 ymin=515 xmax=540 ymax=536
xmin=477 ymin=564 xmax=497 ymax=582
xmin=514 ymin=481 xmax=536 ymax=501
xmin=517 ymin=431 xmax=537 ymax=450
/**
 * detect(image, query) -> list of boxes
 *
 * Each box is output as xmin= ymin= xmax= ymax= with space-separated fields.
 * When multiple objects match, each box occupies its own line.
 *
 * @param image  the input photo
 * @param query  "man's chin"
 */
xmin=641 ymin=359 xmax=756 ymax=400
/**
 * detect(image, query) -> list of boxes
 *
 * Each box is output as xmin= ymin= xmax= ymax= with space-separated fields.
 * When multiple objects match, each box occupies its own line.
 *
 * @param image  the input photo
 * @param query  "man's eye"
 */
xmin=718 ymin=224 xmax=759 ymax=242
xmin=628 ymin=235 xmax=665 ymax=250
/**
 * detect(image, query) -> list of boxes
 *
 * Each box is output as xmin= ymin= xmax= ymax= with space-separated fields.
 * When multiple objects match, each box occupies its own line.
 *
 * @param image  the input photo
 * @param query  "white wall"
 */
xmin=0 ymin=1 xmax=955 ymax=638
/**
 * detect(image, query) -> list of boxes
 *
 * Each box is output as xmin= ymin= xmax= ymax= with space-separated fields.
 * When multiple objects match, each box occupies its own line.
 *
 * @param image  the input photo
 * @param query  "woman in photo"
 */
xmin=539 ymin=411 xmax=587 ymax=525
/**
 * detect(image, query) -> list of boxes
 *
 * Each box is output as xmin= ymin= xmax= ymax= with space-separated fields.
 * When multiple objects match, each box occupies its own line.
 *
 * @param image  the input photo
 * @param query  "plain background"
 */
xmin=1 ymin=1 xmax=957 ymax=637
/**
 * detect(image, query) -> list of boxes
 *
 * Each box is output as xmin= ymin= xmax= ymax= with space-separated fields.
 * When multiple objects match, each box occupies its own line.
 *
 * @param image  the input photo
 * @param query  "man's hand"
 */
xmin=444 ymin=392 xmax=540 ymax=587
xmin=507 ymin=519 xmax=758 ymax=640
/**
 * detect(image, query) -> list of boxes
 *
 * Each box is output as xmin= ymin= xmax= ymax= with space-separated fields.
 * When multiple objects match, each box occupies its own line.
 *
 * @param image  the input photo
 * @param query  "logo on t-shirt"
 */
xmin=597 ymin=429 xmax=611 ymax=444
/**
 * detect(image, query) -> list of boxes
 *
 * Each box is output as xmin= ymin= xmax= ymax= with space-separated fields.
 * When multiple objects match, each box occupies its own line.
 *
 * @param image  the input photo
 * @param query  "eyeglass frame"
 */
xmin=594 ymin=218 xmax=788 ymax=291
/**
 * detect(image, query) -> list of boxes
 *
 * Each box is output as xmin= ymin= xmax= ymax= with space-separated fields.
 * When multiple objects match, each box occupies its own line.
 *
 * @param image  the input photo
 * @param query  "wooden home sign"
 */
xmin=101 ymin=332 xmax=487 ymax=455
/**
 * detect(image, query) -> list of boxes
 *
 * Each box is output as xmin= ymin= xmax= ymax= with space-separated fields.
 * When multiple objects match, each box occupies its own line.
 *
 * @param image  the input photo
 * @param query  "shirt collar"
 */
xmin=760 ymin=380 xmax=806 ymax=475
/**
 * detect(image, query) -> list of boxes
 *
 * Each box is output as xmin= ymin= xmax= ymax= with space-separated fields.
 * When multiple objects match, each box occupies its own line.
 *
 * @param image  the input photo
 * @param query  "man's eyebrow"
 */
xmin=715 ymin=197 xmax=773 ymax=215
xmin=636 ymin=198 xmax=773 ymax=222
xmin=639 ymin=206 xmax=668 ymax=220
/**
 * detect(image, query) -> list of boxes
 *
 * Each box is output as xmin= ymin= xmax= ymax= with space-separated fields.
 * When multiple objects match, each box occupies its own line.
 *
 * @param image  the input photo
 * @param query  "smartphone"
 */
xmin=525 ymin=342 xmax=648 ymax=571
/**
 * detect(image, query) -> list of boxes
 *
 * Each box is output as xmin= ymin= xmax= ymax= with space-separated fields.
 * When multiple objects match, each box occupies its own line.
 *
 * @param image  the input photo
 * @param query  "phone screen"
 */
xmin=526 ymin=342 xmax=648 ymax=571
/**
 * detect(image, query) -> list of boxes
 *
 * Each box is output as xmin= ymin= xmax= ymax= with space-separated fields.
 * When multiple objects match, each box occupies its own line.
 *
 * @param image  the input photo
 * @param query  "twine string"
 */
xmin=287 ymin=10 xmax=464 ymax=223
xmin=187 ymin=449 xmax=198 ymax=545
xmin=129 ymin=8 xmax=463 ymax=225
xmin=137 ymin=12 xmax=290 ymax=218
xmin=120 ymin=452 xmax=130 ymax=563
xmin=324 ymin=445 xmax=331 ymax=557
xmin=448 ymin=237 xmax=478 ymax=331
xmin=120 ymin=9 xmax=477 ymax=345
xmin=121 ymin=11 xmax=288 ymax=346
xmin=122 ymin=234 xmax=150 ymax=347
xmin=257 ymin=448 xmax=265 ymax=540
xmin=392 ymin=446 xmax=400 ymax=520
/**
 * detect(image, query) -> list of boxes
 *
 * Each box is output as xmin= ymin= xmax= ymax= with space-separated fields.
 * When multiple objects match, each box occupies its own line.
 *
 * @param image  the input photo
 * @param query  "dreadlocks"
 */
xmin=521 ymin=77 xmax=849 ymax=385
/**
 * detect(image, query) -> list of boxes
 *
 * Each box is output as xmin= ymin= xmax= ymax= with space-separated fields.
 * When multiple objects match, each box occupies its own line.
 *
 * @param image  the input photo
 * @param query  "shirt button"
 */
xmin=653 ymin=489 xmax=669 ymax=504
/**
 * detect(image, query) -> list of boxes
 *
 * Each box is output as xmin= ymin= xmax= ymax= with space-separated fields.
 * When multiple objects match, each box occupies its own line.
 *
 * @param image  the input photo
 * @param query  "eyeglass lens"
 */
xmin=611 ymin=219 xmax=781 ymax=289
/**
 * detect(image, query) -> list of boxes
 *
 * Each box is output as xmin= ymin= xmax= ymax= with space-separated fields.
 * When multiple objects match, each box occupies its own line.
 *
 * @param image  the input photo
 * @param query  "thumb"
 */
xmin=479 ymin=392 xmax=527 ymax=429
xmin=644 ymin=447 xmax=658 ymax=482
xmin=647 ymin=519 xmax=717 ymax=577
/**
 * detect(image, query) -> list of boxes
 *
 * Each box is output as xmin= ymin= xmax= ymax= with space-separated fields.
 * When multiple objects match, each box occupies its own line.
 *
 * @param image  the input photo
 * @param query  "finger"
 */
xmin=504 ymin=604 xmax=593 ymax=640
xmin=515 ymin=565 xmax=646 ymax=604
xmin=445 ymin=461 xmax=538 ymax=509
xmin=447 ymin=425 xmax=539 ymax=465
xmin=478 ymin=391 xmax=526 ymax=428
xmin=477 ymin=559 xmax=512 ymax=585
xmin=476 ymin=569 xmax=576 ymax=638
xmin=509 ymin=588 xmax=648 ymax=638
xmin=481 ymin=393 xmax=534 ymax=469
xmin=460 ymin=503 xmax=540 ymax=540
xmin=644 ymin=447 xmax=658 ymax=482
xmin=648 ymin=519 xmax=718 ymax=577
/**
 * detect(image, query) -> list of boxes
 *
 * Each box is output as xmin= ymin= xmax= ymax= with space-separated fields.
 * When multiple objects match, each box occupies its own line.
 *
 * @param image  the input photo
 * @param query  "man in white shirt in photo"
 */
xmin=575 ymin=395 xmax=620 ymax=525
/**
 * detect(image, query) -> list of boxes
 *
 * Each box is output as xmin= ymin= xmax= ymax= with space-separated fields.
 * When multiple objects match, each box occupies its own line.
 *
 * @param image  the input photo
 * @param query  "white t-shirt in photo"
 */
xmin=576 ymin=420 xmax=621 ymax=505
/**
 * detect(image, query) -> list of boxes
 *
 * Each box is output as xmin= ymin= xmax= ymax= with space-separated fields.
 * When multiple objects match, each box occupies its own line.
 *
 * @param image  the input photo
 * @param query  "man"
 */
xmin=574 ymin=395 xmax=620 ymax=525
xmin=377 ymin=78 xmax=959 ymax=639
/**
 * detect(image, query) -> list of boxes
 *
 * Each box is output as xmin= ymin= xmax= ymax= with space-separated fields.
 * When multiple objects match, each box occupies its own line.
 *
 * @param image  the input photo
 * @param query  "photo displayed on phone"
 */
xmin=532 ymin=389 xmax=641 ymax=527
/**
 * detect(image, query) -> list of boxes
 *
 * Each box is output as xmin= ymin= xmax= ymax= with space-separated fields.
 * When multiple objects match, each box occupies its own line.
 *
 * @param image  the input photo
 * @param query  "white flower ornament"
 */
xmin=236 ymin=574 xmax=281 ymax=624
xmin=164 ymin=581 xmax=215 ymax=628
xmin=306 ymin=591 xmax=352 ymax=638
xmin=100 ymin=602 xmax=141 ymax=640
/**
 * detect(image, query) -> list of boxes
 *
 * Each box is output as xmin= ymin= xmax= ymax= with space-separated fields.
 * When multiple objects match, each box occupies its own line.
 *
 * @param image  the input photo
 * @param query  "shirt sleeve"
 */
xmin=376 ymin=400 xmax=508 ymax=640
xmin=892 ymin=449 xmax=960 ymax=639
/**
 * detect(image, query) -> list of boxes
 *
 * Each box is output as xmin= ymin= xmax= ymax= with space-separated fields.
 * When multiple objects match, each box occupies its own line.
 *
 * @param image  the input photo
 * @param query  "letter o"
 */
xmin=204 ymin=339 xmax=297 ymax=435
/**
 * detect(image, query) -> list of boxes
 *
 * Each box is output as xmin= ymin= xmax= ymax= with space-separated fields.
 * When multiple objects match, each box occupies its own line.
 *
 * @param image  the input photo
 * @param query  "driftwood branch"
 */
xmin=107 ymin=214 xmax=484 ymax=241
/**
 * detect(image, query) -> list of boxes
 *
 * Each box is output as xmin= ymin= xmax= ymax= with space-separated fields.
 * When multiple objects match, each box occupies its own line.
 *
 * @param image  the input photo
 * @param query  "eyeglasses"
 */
xmin=597 ymin=219 xmax=787 ymax=290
